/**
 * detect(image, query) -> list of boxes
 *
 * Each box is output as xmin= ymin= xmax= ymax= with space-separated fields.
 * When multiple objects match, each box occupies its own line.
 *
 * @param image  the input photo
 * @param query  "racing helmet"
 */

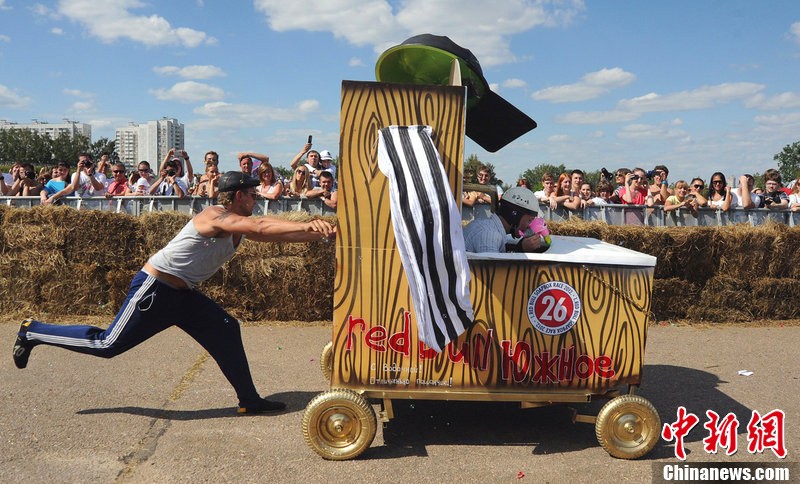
xmin=496 ymin=186 xmax=538 ymax=229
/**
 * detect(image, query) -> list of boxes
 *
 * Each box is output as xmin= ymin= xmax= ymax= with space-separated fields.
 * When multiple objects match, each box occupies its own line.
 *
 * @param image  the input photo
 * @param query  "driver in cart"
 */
xmin=462 ymin=186 xmax=545 ymax=253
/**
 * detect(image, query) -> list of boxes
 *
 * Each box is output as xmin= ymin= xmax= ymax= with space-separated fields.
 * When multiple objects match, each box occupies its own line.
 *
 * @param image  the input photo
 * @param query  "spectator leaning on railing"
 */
xmin=72 ymin=153 xmax=106 ymax=198
xmin=193 ymin=163 xmax=221 ymax=198
xmin=549 ymin=172 xmax=572 ymax=209
xmin=148 ymin=159 xmax=187 ymax=198
xmin=647 ymin=164 xmax=672 ymax=205
xmin=620 ymin=168 xmax=654 ymax=206
xmin=731 ymin=174 xmax=761 ymax=209
xmin=706 ymin=172 xmax=731 ymax=211
xmin=254 ymin=161 xmax=283 ymax=201
xmin=533 ymin=172 xmax=555 ymax=204
xmin=134 ymin=161 xmax=154 ymax=195
xmin=789 ymin=181 xmax=800 ymax=211
xmin=307 ymin=170 xmax=337 ymax=210
xmin=105 ymin=163 xmax=132 ymax=197
xmin=664 ymin=180 xmax=699 ymax=216
xmin=761 ymin=171 xmax=789 ymax=210
xmin=40 ymin=160 xmax=73 ymax=205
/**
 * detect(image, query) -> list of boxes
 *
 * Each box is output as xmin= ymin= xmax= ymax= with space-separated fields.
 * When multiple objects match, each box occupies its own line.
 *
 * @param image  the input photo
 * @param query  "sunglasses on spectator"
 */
xmin=296 ymin=170 xmax=306 ymax=174
xmin=112 ymin=170 xmax=125 ymax=174
xmin=693 ymin=184 xmax=704 ymax=188
xmin=712 ymin=179 xmax=723 ymax=184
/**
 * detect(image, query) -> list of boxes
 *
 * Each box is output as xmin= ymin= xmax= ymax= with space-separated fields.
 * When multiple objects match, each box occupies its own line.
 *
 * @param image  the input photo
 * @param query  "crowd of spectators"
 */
xmin=464 ymin=164 xmax=800 ymax=213
xmin=4 ymin=153 xmax=799 ymax=215
xmin=0 ymin=138 xmax=339 ymax=210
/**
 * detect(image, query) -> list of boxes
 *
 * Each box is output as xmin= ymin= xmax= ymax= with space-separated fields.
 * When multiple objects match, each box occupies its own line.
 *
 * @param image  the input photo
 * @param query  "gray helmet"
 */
xmin=497 ymin=186 xmax=538 ymax=229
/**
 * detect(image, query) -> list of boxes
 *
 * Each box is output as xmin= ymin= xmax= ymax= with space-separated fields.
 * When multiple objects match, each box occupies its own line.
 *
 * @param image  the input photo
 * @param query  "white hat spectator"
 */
xmin=319 ymin=150 xmax=334 ymax=161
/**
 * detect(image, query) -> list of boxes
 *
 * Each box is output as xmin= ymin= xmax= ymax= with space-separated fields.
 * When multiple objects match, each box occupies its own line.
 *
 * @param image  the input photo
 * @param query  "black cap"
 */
xmin=218 ymin=171 xmax=259 ymax=192
xmin=375 ymin=34 xmax=537 ymax=152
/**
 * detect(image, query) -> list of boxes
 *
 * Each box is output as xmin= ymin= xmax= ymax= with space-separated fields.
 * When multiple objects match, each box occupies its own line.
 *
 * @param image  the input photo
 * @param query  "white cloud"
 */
xmin=753 ymin=112 xmax=800 ymax=126
xmin=0 ymin=34 xmax=10 ymax=42
xmin=617 ymin=123 xmax=687 ymax=140
xmin=153 ymin=65 xmax=226 ymax=79
xmin=70 ymin=101 xmax=95 ymax=112
xmin=533 ymin=67 xmax=636 ymax=102
xmin=58 ymin=0 xmax=216 ymax=47
xmin=149 ymin=81 xmax=225 ymax=103
xmin=745 ymin=92 xmax=800 ymax=110
xmin=0 ymin=84 xmax=31 ymax=108
xmin=791 ymin=22 xmax=800 ymax=43
xmin=63 ymin=88 xmax=93 ymax=98
xmin=548 ymin=134 xmax=571 ymax=142
xmin=253 ymin=0 xmax=585 ymax=66
xmin=348 ymin=57 xmax=364 ymax=67
xmin=30 ymin=3 xmax=58 ymax=18
xmin=51 ymin=27 xmax=64 ymax=35
xmin=555 ymin=110 xmax=641 ymax=124
xmin=191 ymin=99 xmax=319 ymax=130
xmin=0 ymin=0 xmax=11 ymax=10
xmin=617 ymin=82 xmax=764 ymax=112
xmin=502 ymin=78 xmax=527 ymax=89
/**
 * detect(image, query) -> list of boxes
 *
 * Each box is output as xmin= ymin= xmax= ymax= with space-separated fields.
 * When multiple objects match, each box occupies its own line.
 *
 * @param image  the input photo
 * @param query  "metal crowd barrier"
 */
xmin=0 ymin=196 xmax=338 ymax=217
xmin=2 ymin=196 xmax=797 ymax=226
xmin=460 ymin=203 xmax=799 ymax=227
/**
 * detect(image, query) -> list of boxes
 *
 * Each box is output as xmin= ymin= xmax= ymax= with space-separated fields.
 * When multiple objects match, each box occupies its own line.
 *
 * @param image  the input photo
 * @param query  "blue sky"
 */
xmin=1 ymin=0 xmax=800 ymax=186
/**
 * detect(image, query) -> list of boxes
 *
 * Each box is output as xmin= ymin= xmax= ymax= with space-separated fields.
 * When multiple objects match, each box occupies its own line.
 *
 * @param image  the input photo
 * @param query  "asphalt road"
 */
xmin=2 ymin=320 xmax=797 ymax=483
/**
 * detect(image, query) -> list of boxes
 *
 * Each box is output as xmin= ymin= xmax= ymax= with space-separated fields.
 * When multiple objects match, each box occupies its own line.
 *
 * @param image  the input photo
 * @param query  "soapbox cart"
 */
xmin=301 ymin=80 xmax=660 ymax=461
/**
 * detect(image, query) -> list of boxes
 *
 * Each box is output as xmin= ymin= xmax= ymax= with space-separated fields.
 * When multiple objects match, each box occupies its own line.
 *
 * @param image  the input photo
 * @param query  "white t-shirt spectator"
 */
xmin=73 ymin=172 xmax=106 ymax=197
xmin=135 ymin=178 xmax=151 ymax=195
xmin=154 ymin=178 xmax=188 ymax=196
xmin=730 ymin=188 xmax=762 ymax=208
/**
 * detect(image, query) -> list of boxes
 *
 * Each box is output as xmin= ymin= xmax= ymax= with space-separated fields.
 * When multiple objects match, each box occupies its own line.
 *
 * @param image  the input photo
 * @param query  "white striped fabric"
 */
xmin=377 ymin=125 xmax=474 ymax=352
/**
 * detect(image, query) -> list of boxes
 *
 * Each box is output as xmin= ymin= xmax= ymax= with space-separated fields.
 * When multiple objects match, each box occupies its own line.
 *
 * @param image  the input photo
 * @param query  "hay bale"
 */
xmin=749 ymin=277 xmax=800 ymax=319
xmin=715 ymin=223 xmax=780 ymax=280
xmin=63 ymin=210 xmax=144 ymax=269
xmin=138 ymin=211 xmax=192 ymax=255
xmin=38 ymin=263 xmax=109 ymax=315
xmin=768 ymin=225 xmax=800 ymax=278
xmin=651 ymin=278 xmax=700 ymax=320
xmin=687 ymin=275 xmax=754 ymax=322
xmin=1 ymin=205 xmax=72 ymax=254
xmin=105 ymin=269 xmax=139 ymax=312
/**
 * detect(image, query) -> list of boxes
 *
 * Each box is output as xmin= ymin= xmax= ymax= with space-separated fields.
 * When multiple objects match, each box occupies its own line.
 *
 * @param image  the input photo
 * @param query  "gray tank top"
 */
xmin=148 ymin=218 xmax=241 ymax=288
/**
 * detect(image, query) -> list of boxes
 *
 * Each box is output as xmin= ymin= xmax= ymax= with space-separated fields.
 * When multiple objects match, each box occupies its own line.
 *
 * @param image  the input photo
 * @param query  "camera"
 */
xmin=762 ymin=193 xmax=780 ymax=205
xmin=600 ymin=168 xmax=613 ymax=181
xmin=630 ymin=174 xmax=640 ymax=181
xmin=166 ymin=169 xmax=176 ymax=177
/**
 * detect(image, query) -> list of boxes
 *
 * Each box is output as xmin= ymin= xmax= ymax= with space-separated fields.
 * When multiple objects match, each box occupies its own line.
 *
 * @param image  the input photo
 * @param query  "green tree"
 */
xmin=519 ymin=163 xmax=566 ymax=191
xmin=773 ymin=141 xmax=800 ymax=183
xmin=51 ymin=132 xmax=90 ymax=164
xmin=90 ymin=137 xmax=116 ymax=160
xmin=0 ymin=128 xmax=52 ymax=165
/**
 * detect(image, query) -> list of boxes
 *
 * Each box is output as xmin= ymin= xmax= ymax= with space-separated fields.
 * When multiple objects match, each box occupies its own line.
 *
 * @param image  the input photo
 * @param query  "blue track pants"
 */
xmin=23 ymin=271 xmax=261 ymax=406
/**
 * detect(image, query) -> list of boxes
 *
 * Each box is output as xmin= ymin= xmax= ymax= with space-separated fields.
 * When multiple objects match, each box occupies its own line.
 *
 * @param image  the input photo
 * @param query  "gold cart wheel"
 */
xmin=302 ymin=389 xmax=377 ymax=460
xmin=320 ymin=341 xmax=333 ymax=381
xmin=596 ymin=394 xmax=661 ymax=459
